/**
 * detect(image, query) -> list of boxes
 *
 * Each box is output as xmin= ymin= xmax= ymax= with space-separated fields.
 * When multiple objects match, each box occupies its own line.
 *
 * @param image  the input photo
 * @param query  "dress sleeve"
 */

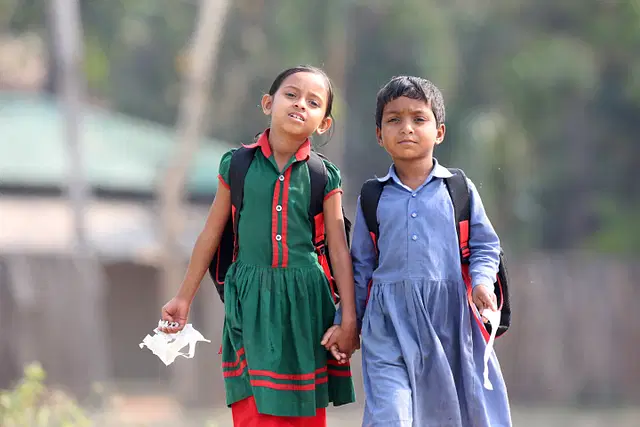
xmin=322 ymin=159 xmax=343 ymax=200
xmin=217 ymin=148 xmax=236 ymax=190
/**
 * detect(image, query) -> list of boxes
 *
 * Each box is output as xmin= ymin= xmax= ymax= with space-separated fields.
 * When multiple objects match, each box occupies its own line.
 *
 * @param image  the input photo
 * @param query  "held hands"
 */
xmin=158 ymin=296 xmax=191 ymax=334
xmin=472 ymin=285 xmax=497 ymax=322
xmin=321 ymin=322 xmax=360 ymax=364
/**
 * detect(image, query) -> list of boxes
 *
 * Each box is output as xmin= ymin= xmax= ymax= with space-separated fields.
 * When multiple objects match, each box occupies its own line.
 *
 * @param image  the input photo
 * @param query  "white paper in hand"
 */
xmin=139 ymin=323 xmax=210 ymax=366
xmin=481 ymin=309 xmax=501 ymax=390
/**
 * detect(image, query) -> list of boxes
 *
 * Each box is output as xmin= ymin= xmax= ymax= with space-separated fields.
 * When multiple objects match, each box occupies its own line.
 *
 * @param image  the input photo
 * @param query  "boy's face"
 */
xmin=376 ymin=96 xmax=445 ymax=161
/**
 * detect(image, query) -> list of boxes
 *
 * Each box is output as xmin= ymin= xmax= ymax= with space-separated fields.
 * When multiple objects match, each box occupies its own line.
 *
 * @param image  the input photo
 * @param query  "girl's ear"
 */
xmin=376 ymin=127 xmax=383 ymax=146
xmin=261 ymin=94 xmax=273 ymax=115
xmin=316 ymin=116 xmax=333 ymax=135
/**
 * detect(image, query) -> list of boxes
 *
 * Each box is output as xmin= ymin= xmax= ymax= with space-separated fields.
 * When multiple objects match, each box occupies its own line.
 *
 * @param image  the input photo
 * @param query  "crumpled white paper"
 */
xmin=139 ymin=322 xmax=210 ymax=366
xmin=482 ymin=309 xmax=501 ymax=390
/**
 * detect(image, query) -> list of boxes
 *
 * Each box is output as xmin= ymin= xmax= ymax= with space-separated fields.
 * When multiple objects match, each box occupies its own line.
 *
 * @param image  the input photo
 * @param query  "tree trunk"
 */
xmin=49 ymin=0 xmax=110 ymax=396
xmin=158 ymin=0 xmax=231 ymax=406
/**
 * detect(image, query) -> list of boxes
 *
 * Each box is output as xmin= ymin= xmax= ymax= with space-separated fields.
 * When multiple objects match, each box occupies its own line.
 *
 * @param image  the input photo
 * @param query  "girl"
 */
xmin=326 ymin=75 xmax=512 ymax=427
xmin=160 ymin=65 xmax=358 ymax=427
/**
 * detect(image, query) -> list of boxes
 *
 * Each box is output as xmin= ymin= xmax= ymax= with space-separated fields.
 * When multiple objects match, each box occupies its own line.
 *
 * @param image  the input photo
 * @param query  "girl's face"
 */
xmin=376 ymin=96 xmax=445 ymax=161
xmin=261 ymin=72 xmax=332 ymax=140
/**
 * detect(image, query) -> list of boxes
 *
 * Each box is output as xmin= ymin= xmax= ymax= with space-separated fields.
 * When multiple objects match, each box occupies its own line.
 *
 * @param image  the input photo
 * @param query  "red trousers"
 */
xmin=231 ymin=396 xmax=327 ymax=427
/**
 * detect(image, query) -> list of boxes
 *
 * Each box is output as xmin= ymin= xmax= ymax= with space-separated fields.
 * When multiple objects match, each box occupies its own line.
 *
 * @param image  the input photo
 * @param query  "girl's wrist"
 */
xmin=177 ymin=283 xmax=197 ymax=302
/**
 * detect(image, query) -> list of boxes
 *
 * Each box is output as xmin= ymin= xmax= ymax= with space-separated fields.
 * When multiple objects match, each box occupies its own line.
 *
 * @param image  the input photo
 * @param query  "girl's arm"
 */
xmin=468 ymin=179 xmax=501 ymax=290
xmin=323 ymin=191 xmax=357 ymax=328
xmin=177 ymin=184 xmax=231 ymax=303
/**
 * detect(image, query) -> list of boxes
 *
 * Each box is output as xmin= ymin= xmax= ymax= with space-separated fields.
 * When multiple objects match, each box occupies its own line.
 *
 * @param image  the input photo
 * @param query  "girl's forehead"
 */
xmin=279 ymin=72 xmax=329 ymax=98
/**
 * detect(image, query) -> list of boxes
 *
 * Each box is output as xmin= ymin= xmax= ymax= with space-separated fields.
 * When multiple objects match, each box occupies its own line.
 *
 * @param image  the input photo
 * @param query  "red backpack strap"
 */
xmin=306 ymin=151 xmax=338 ymax=301
xmin=443 ymin=168 xmax=471 ymax=262
xmin=307 ymin=151 xmax=328 ymax=250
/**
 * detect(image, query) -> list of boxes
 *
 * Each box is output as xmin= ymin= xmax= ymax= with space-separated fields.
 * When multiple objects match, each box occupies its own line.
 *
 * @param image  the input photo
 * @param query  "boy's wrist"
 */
xmin=472 ymin=274 xmax=495 ymax=291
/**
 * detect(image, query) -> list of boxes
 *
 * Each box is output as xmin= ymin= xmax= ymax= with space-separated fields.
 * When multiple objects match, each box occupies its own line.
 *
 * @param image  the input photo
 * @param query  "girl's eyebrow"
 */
xmin=281 ymin=85 xmax=324 ymax=101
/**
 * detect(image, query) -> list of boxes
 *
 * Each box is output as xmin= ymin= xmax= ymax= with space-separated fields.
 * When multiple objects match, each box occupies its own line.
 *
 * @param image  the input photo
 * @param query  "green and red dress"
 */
xmin=217 ymin=130 xmax=355 ymax=425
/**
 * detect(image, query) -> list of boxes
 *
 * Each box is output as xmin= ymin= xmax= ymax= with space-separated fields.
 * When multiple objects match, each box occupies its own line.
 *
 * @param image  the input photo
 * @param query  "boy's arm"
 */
xmin=334 ymin=196 xmax=377 ymax=331
xmin=468 ymin=179 xmax=501 ymax=290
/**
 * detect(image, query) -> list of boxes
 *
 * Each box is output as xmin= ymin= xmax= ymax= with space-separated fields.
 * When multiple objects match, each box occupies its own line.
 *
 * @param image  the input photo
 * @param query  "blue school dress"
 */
xmin=337 ymin=159 xmax=512 ymax=427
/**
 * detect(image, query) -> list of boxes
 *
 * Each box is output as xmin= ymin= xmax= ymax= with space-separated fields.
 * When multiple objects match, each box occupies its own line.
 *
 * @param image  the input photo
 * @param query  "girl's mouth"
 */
xmin=288 ymin=113 xmax=305 ymax=122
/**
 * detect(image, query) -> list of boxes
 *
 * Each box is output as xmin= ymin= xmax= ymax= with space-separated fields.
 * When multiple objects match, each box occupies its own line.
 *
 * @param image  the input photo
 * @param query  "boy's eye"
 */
xmin=309 ymin=100 xmax=320 ymax=108
xmin=414 ymin=117 xmax=426 ymax=122
xmin=387 ymin=117 xmax=399 ymax=123
xmin=285 ymin=92 xmax=295 ymax=98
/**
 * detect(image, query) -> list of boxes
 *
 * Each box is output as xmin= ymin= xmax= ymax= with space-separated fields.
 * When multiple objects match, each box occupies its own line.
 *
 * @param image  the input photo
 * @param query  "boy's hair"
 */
xmin=375 ymin=76 xmax=446 ymax=128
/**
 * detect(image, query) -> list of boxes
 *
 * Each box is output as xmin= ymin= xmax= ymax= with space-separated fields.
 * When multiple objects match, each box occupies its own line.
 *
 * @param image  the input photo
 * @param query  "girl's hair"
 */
xmin=257 ymin=65 xmax=336 ymax=145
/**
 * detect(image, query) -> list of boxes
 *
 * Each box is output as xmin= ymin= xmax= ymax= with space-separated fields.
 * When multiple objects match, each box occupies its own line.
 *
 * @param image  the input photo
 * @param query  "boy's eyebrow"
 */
xmin=383 ymin=108 xmax=432 ymax=115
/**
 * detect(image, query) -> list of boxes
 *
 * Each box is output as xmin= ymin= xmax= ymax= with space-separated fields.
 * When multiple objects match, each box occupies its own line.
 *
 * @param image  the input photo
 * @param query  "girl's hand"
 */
xmin=472 ymin=285 xmax=497 ymax=321
xmin=159 ymin=296 xmax=191 ymax=334
xmin=321 ymin=323 xmax=359 ymax=363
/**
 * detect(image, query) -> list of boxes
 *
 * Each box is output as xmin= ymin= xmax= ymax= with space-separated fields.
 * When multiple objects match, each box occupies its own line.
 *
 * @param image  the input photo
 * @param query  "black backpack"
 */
xmin=359 ymin=168 xmax=511 ymax=340
xmin=208 ymin=145 xmax=351 ymax=304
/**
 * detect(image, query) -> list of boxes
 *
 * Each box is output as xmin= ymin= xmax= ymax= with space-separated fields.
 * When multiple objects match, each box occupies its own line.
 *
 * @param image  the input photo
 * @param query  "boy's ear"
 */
xmin=316 ymin=116 xmax=333 ymax=135
xmin=261 ymin=94 xmax=273 ymax=115
xmin=434 ymin=123 xmax=446 ymax=145
xmin=376 ymin=127 xmax=383 ymax=146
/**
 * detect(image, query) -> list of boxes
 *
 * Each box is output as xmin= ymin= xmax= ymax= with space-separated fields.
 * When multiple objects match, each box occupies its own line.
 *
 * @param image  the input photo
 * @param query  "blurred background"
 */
xmin=1 ymin=0 xmax=639 ymax=425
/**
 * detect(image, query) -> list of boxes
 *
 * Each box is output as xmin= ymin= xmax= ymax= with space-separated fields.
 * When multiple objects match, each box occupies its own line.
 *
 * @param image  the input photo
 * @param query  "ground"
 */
xmin=96 ymin=400 xmax=640 ymax=427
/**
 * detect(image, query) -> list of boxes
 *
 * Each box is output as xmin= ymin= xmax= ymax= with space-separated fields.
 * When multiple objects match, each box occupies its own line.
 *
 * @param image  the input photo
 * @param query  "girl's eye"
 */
xmin=309 ymin=100 xmax=320 ymax=108
xmin=387 ymin=117 xmax=399 ymax=123
xmin=285 ymin=92 xmax=295 ymax=98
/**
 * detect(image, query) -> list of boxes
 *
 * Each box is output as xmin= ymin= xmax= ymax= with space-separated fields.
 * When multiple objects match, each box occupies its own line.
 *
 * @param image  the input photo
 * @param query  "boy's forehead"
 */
xmin=383 ymin=96 xmax=433 ymax=114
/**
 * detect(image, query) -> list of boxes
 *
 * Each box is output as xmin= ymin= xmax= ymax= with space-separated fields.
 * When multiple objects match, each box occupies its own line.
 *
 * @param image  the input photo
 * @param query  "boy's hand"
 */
xmin=472 ymin=285 xmax=497 ymax=321
xmin=159 ymin=296 xmax=191 ymax=333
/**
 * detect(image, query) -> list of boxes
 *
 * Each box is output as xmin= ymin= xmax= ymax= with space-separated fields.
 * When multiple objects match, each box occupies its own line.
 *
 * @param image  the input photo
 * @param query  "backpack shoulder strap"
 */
xmin=228 ymin=146 xmax=258 ymax=233
xmin=307 ymin=150 xmax=329 ymax=218
xmin=444 ymin=168 xmax=471 ymax=261
xmin=359 ymin=179 xmax=386 ymax=241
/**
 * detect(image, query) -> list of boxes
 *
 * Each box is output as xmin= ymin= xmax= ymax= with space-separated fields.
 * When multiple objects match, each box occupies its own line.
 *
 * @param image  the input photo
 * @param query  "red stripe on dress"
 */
xmin=327 ymin=359 xmax=350 ymax=367
xmin=280 ymin=167 xmax=292 ymax=267
xmin=250 ymin=376 xmax=328 ymax=391
xmin=217 ymin=174 xmax=230 ymax=190
xmin=248 ymin=367 xmax=327 ymax=381
xmin=328 ymin=369 xmax=352 ymax=377
xmin=221 ymin=347 xmax=245 ymax=368
xmin=323 ymin=188 xmax=342 ymax=201
xmin=271 ymin=177 xmax=282 ymax=267
xmin=223 ymin=360 xmax=248 ymax=378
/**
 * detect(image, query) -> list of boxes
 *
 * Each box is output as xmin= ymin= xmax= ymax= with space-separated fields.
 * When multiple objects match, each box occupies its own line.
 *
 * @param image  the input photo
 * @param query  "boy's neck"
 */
xmin=393 ymin=155 xmax=434 ymax=190
xmin=268 ymin=127 xmax=307 ymax=170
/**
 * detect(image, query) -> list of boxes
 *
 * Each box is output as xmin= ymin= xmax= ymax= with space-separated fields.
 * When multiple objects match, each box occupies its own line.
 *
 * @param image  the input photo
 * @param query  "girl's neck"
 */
xmin=268 ymin=127 xmax=308 ymax=171
xmin=393 ymin=155 xmax=434 ymax=190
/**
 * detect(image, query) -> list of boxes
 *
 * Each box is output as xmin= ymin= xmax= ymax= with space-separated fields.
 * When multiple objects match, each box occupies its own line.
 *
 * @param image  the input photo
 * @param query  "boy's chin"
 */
xmin=387 ymin=147 xmax=433 ymax=161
